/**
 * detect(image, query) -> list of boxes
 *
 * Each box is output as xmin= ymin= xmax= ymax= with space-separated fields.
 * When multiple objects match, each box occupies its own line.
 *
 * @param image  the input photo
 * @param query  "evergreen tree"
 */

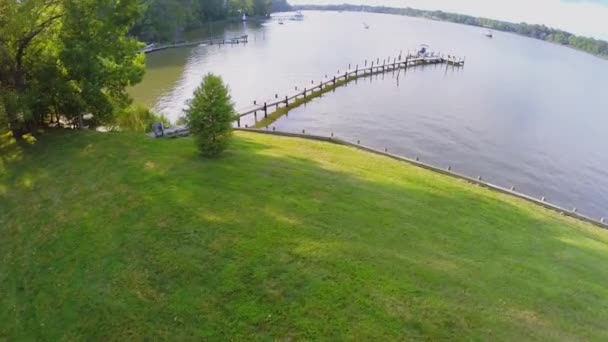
xmin=186 ymin=74 xmax=235 ymax=157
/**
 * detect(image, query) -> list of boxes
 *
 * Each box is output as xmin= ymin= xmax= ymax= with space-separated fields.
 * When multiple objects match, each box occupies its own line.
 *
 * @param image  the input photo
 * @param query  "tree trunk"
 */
xmin=6 ymin=108 xmax=21 ymax=139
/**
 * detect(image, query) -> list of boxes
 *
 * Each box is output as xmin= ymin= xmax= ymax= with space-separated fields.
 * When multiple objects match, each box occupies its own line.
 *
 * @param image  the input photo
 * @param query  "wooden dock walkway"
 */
xmin=235 ymin=53 xmax=465 ymax=127
xmin=149 ymin=52 xmax=465 ymax=137
xmin=142 ymin=35 xmax=249 ymax=54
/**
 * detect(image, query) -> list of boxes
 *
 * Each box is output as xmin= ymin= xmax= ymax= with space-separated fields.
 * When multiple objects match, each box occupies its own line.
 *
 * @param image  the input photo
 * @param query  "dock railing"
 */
xmin=235 ymin=53 xmax=465 ymax=127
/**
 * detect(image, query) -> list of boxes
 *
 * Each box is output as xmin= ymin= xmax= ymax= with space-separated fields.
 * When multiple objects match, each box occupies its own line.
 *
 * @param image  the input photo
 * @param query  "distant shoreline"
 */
xmin=293 ymin=4 xmax=608 ymax=60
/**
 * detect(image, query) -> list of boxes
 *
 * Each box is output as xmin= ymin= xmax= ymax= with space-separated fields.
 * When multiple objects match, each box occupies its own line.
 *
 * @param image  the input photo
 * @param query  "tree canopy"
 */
xmin=0 ymin=0 xmax=146 ymax=136
xmin=295 ymin=4 xmax=608 ymax=58
xmin=131 ymin=0 xmax=279 ymax=43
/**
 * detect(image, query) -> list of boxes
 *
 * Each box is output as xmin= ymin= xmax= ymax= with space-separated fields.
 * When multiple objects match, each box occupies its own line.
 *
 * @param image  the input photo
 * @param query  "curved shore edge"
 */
xmin=235 ymin=127 xmax=608 ymax=230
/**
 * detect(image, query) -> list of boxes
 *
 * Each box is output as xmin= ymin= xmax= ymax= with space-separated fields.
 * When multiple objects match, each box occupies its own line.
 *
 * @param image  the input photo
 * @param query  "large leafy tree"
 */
xmin=0 ymin=0 xmax=146 ymax=137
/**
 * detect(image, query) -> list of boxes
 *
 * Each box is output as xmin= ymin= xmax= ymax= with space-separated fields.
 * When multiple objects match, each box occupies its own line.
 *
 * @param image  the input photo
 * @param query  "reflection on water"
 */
xmin=132 ymin=11 xmax=608 ymax=219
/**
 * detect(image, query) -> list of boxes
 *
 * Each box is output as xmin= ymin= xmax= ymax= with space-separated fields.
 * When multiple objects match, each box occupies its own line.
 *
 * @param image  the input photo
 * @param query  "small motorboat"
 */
xmin=278 ymin=19 xmax=284 ymax=25
xmin=363 ymin=22 xmax=370 ymax=29
xmin=417 ymin=44 xmax=431 ymax=57
xmin=485 ymin=30 xmax=493 ymax=38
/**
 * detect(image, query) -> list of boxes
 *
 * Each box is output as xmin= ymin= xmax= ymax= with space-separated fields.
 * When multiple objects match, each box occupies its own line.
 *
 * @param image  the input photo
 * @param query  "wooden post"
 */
xmin=303 ymin=88 xmax=307 ymax=98
xmin=333 ymin=76 xmax=336 ymax=84
xmin=275 ymin=94 xmax=278 ymax=99
xmin=254 ymin=100 xmax=257 ymax=105
xmin=237 ymin=116 xmax=241 ymax=127
xmin=365 ymin=59 xmax=367 ymax=66
xmin=285 ymin=96 xmax=288 ymax=106
xmin=264 ymin=102 xmax=267 ymax=118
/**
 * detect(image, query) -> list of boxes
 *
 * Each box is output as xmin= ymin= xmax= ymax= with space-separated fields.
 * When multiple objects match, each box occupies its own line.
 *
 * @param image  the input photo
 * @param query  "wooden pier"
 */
xmin=149 ymin=52 xmax=465 ymax=137
xmin=235 ymin=53 xmax=465 ymax=127
xmin=142 ymin=35 xmax=249 ymax=54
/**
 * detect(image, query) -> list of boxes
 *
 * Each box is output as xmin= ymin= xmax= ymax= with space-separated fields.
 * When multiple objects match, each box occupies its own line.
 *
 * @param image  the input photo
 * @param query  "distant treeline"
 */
xmin=295 ymin=4 xmax=608 ymax=58
xmin=132 ymin=0 xmax=292 ymax=42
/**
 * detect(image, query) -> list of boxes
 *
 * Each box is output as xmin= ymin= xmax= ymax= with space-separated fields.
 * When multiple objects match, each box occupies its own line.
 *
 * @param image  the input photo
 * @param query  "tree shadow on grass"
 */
xmin=2 ymin=131 xmax=608 ymax=341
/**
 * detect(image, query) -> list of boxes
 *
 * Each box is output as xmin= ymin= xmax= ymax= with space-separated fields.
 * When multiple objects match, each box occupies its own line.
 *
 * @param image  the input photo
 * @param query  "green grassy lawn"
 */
xmin=2 ymin=130 xmax=608 ymax=340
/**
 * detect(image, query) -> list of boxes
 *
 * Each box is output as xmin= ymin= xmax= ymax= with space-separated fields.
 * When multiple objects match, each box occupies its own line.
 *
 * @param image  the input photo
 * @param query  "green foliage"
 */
xmin=132 ymin=0 xmax=277 ymax=42
xmin=186 ymin=73 xmax=235 ymax=157
xmin=271 ymin=0 xmax=291 ymax=12
xmin=0 ymin=0 xmax=146 ymax=135
xmin=132 ymin=0 xmax=190 ymax=42
xmin=175 ymin=116 xmax=188 ymax=126
xmin=2 ymin=130 xmax=608 ymax=339
xmin=115 ymin=104 xmax=168 ymax=132
xmin=297 ymin=4 xmax=608 ymax=58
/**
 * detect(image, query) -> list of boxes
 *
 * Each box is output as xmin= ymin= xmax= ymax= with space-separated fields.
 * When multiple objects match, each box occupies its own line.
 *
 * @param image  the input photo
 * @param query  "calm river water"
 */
xmin=131 ymin=11 xmax=608 ymax=219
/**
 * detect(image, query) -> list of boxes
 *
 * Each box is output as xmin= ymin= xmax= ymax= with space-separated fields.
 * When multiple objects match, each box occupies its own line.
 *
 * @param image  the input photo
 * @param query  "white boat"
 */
xmin=363 ymin=22 xmax=369 ymax=29
xmin=142 ymin=43 xmax=156 ymax=53
xmin=485 ymin=30 xmax=493 ymax=38
xmin=294 ymin=11 xmax=304 ymax=20
xmin=278 ymin=19 xmax=284 ymax=25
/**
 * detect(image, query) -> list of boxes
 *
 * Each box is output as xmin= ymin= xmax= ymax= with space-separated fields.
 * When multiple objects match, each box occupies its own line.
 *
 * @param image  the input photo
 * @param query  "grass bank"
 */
xmin=2 ymin=130 xmax=608 ymax=340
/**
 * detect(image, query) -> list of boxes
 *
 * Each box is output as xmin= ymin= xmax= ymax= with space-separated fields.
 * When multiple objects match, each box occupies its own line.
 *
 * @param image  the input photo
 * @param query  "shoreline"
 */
xmin=292 ymin=6 xmax=608 ymax=61
xmin=235 ymin=127 xmax=608 ymax=230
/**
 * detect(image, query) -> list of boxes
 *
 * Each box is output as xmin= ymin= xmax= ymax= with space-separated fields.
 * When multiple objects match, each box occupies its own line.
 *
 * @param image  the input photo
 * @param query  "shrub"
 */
xmin=185 ymin=74 xmax=235 ymax=157
xmin=115 ymin=104 xmax=168 ymax=132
